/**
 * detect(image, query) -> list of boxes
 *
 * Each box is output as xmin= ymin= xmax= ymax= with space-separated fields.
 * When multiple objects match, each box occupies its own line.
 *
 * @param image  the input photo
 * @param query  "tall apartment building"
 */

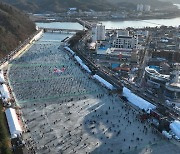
xmin=91 ymin=23 xmax=106 ymax=42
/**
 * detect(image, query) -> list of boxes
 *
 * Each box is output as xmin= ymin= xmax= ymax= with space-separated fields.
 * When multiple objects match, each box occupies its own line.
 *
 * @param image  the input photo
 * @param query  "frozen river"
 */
xmin=36 ymin=22 xmax=84 ymax=30
xmin=7 ymin=32 xmax=180 ymax=154
xmin=100 ymin=17 xmax=180 ymax=29
xmin=36 ymin=17 xmax=180 ymax=30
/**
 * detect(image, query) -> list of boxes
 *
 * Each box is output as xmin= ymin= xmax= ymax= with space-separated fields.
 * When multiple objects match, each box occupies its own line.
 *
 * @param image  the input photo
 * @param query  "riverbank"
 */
xmin=0 ymin=30 xmax=43 ymax=70
xmin=0 ymin=30 xmax=44 ymax=154
xmin=33 ymin=9 xmax=180 ymax=24
xmin=96 ymin=11 xmax=180 ymax=22
xmin=35 ymin=16 xmax=180 ymax=31
xmin=100 ymin=17 xmax=180 ymax=29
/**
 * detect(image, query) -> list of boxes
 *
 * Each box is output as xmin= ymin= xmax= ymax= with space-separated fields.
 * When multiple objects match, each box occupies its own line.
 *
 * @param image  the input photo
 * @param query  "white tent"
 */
xmin=81 ymin=63 xmax=91 ymax=73
xmin=74 ymin=56 xmax=82 ymax=63
xmin=0 ymin=84 xmax=11 ymax=101
xmin=64 ymin=47 xmax=91 ymax=73
xmin=75 ymin=56 xmax=91 ymax=73
xmin=5 ymin=108 xmax=22 ymax=138
xmin=170 ymin=120 xmax=180 ymax=139
xmin=93 ymin=74 xmax=114 ymax=90
xmin=64 ymin=46 xmax=75 ymax=55
xmin=0 ymin=70 xmax=5 ymax=83
xmin=123 ymin=87 xmax=156 ymax=112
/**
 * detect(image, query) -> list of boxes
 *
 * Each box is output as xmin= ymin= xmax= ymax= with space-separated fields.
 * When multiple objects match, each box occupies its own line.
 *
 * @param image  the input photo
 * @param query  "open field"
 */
xmin=7 ymin=33 xmax=180 ymax=154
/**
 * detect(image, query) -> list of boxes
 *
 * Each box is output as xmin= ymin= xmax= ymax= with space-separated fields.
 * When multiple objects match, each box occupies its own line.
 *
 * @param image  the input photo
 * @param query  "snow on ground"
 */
xmin=7 ymin=33 xmax=180 ymax=154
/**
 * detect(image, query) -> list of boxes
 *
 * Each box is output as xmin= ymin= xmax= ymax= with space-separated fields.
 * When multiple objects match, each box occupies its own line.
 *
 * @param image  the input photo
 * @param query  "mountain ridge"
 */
xmin=1 ymin=0 xmax=176 ymax=13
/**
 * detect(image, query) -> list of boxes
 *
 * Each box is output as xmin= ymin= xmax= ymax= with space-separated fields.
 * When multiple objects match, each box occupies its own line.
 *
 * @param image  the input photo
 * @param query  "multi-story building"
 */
xmin=164 ymin=63 xmax=180 ymax=106
xmin=145 ymin=66 xmax=170 ymax=89
xmin=137 ymin=4 xmax=144 ymax=12
xmin=144 ymin=5 xmax=151 ymax=12
xmin=91 ymin=23 xmax=106 ymax=42
xmin=92 ymin=25 xmax=97 ymax=42
xmin=113 ymin=35 xmax=137 ymax=49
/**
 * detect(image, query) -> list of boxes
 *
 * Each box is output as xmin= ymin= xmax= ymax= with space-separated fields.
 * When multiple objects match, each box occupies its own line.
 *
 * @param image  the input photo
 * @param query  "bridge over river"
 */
xmin=38 ymin=27 xmax=82 ymax=33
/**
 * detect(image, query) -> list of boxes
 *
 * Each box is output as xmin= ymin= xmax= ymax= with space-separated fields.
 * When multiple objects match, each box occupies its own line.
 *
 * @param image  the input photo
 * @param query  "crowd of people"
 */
xmin=8 ymin=33 xmax=179 ymax=154
xmin=8 ymin=42 xmax=100 ymax=104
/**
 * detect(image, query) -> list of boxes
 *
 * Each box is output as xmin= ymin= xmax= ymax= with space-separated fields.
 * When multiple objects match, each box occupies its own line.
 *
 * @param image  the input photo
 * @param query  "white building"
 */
xmin=5 ymin=108 xmax=22 ymax=138
xmin=97 ymin=23 xmax=106 ymax=41
xmin=170 ymin=120 xmax=180 ymax=139
xmin=92 ymin=24 xmax=97 ymax=42
xmin=91 ymin=23 xmax=106 ymax=42
xmin=0 ymin=84 xmax=11 ymax=102
xmin=69 ymin=8 xmax=77 ymax=11
xmin=113 ymin=35 xmax=138 ymax=49
xmin=0 ymin=70 xmax=5 ymax=83
xmin=123 ymin=87 xmax=156 ymax=113
xmin=137 ymin=4 xmax=151 ymax=12
xmin=137 ymin=4 xmax=144 ymax=12
xmin=144 ymin=5 xmax=151 ymax=12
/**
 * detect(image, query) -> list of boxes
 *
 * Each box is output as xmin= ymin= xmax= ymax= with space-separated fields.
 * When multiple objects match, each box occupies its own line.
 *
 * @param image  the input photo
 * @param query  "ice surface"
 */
xmin=7 ymin=33 xmax=180 ymax=154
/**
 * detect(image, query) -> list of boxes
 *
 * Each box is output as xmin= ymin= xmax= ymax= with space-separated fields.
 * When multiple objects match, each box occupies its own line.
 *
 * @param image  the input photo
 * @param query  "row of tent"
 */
xmin=0 ymin=30 xmax=44 ymax=139
xmin=74 ymin=56 xmax=92 ymax=73
xmin=64 ymin=47 xmax=180 ymax=141
xmin=5 ymin=108 xmax=22 ymax=139
xmin=122 ymin=87 xmax=156 ymax=113
xmin=64 ymin=46 xmax=114 ymax=90
xmin=0 ymin=71 xmax=22 ymax=138
xmin=92 ymin=74 xmax=114 ymax=90
xmin=170 ymin=120 xmax=180 ymax=139
xmin=123 ymin=87 xmax=180 ymax=140
xmin=161 ymin=121 xmax=180 ymax=140
xmin=0 ymin=70 xmax=11 ymax=102
xmin=0 ymin=70 xmax=5 ymax=83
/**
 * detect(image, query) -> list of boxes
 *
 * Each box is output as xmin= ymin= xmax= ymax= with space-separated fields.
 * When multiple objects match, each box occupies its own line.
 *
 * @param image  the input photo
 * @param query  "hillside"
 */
xmin=1 ymin=0 xmax=176 ymax=13
xmin=108 ymin=0 xmax=173 ymax=8
xmin=2 ymin=0 xmax=115 ymax=12
xmin=159 ymin=0 xmax=180 ymax=3
xmin=0 ymin=2 xmax=36 ymax=59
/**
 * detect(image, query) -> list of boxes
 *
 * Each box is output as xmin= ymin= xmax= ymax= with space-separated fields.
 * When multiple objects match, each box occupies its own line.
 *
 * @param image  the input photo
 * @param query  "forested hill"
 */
xmin=0 ymin=2 xmax=36 ymax=59
xmin=1 ymin=0 xmax=115 ymax=12
xmin=1 ymin=0 xmax=175 ymax=13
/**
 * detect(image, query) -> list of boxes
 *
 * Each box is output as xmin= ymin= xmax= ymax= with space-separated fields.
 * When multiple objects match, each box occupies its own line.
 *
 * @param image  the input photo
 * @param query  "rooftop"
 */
xmin=145 ymin=66 xmax=170 ymax=81
xmin=117 ymin=35 xmax=132 ymax=39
